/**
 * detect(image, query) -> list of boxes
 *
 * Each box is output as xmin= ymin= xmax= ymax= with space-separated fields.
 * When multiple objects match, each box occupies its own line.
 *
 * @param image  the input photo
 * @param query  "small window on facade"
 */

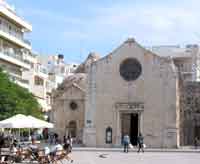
xmin=69 ymin=101 xmax=78 ymax=111
xmin=34 ymin=76 xmax=44 ymax=86
xmin=87 ymin=120 xmax=92 ymax=124
xmin=187 ymin=97 xmax=191 ymax=104
xmin=105 ymin=127 xmax=112 ymax=144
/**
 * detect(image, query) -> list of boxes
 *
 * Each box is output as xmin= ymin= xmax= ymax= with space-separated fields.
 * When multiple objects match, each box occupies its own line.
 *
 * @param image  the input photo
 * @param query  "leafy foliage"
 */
xmin=0 ymin=67 xmax=43 ymax=120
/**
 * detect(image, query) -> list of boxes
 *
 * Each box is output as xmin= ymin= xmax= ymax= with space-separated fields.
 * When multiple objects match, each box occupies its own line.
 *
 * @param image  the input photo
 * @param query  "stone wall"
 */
xmin=51 ymin=74 xmax=86 ymax=143
xmin=180 ymin=81 xmax=200 ymax=145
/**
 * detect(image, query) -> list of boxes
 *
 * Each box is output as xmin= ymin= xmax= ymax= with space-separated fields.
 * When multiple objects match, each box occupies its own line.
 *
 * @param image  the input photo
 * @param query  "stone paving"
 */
xmin=55 ymin=151 xmax=200 ymax=164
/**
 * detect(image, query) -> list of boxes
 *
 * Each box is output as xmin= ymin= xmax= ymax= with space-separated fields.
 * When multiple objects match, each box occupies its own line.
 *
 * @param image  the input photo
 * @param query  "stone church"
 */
xmin=51 ymin=38 xmax=200 ymax=148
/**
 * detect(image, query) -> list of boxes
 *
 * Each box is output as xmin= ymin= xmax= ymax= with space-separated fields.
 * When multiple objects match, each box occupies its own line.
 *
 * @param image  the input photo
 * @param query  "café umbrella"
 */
xmin=27 ymin=115 xmax=54 ymax=128
xmin=0 ymin=114 xmax=32 ymax=128
xmin=0 ymin=114 xmax=54 ymax=141
xmin=0 ymin=114 xmax=53 ymax=129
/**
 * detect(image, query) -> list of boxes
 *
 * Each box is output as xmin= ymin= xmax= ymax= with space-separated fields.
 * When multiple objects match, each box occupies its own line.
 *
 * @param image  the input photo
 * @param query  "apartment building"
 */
xmin=0 ymin=0 xmax=34 ymax=89
xmin=21 ymin=52 xmax=52 ymax=113
xmin=148 ymin=44 xmax=200 ymax=81
xmin=0 ymin=0 xmax=80 ymax=117
xmin=23 ymin=53 xmax=79 ymax=113
xmin=0 ymin=0 xmax=53 ymax=113
xmin=41 ymin=54 xmax=78 ymax=88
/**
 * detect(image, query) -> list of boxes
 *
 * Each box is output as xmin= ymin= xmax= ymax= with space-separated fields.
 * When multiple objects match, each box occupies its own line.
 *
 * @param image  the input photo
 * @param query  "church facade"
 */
xmin=83 ymin=39 xmax=180 ymax=148
xmin=52 ymin=38 xmax=182 ymax=148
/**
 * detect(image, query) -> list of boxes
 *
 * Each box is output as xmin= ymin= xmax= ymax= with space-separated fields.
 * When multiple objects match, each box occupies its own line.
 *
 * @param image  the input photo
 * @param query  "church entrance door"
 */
xmin=121 ymin=113 xmax=139 ymax=146
xmin=130 ymin=113 xmax=138 ymax=145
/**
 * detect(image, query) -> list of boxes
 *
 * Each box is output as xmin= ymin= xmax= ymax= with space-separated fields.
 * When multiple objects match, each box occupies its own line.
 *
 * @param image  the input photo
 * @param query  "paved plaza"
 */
xmin=55 ymin=151 xmax=200 ymax=164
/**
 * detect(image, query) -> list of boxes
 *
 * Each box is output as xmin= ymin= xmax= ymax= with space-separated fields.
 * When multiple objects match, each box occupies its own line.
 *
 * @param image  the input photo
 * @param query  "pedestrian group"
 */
xmin=123 ymin=133 xmax=145 ymax=153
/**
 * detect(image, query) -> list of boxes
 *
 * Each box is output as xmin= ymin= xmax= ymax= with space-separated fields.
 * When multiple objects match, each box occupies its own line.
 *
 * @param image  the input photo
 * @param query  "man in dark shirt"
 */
xmin=137 ymin=133 xmax=144 ymax=153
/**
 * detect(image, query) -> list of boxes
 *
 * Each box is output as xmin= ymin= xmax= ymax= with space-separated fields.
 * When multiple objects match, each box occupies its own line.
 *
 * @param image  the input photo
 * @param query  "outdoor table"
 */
xmin=0 ymin=148 xmax=10 ymax=154
xmin=0 ymin=148 xmax=14 ymax=163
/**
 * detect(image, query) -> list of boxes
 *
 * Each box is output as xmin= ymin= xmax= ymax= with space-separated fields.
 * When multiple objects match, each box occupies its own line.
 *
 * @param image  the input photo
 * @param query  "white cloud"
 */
xmin=17 ymin=0 xmax=200 ymax=51
xmin=84 ymin=2 xmax=200 ymax=45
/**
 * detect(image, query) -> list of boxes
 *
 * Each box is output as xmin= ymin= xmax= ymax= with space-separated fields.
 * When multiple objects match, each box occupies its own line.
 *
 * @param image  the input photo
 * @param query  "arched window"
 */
xmin=105 ymin=127 xmax=112 ymax=144
xmin=68 ymin=121 xmax=77 ymax=138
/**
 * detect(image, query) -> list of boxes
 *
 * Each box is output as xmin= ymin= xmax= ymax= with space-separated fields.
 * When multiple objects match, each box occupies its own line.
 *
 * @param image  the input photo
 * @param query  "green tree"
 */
xmin=0 ymin=67 xmax=43 ymax=120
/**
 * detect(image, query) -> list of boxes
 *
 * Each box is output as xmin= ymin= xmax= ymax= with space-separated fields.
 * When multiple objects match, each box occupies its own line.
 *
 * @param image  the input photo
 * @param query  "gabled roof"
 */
xmin=95 ymin=38 xmax=160 ymax=63
xmin=75 ymin=52 xmax=101 ymax=73
xmin=52 ymin=73 xmax=86 ymax=98
xmin=63 ymin=82 xmax=85 ymax=93
xmin=90 ymin=38 xmax=177 ymax=75
xmin=53 ymin=82 xmax=85 ymax=99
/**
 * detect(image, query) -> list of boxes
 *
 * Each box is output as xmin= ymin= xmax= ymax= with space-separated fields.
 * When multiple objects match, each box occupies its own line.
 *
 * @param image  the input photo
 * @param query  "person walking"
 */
xmin=137 ymin=133 xmax=144 ymax=153
xmin=194 ymin=136 xmax=199 ymax=149
xmin=64 ymin=136 xmax=72 ymax=153
xmin=54 ymin=133 xmax=58 ymax=144
xmin=69 ymin=135 xmax=73 ymax=152
xmin=63 ymin=135 xmax=66 ymax=144
xmin=49 ymin=132 xmax=54 ymax=145
xmin=123 ymin=134 xmax=130 ymax=153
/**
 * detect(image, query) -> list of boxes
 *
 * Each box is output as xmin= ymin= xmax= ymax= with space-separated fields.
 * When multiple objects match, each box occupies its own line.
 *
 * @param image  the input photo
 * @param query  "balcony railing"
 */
xmin=9 ymin=74 xmax=29 ymax=89
xmin=0 ymin=24 xmax=31 ymax=46
xmin=12 ymin=75 xmax=29 ymax=84
xmin=23 ymin=39 xmax=31 ymax=45
xmin=0 ymin=47 xmax=31 ymax=65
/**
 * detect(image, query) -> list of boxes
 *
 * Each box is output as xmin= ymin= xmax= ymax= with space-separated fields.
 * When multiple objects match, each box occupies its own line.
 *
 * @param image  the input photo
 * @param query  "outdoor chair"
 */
xmin=37 ymin=149 xmax=50 ymax=164
xmin=0 ymin=149 xmax=17 ymax=164
xmin=17 ymin=147 xmax=48 ymax=163
xmin=49 ymin=149 xmax=73 ymax=164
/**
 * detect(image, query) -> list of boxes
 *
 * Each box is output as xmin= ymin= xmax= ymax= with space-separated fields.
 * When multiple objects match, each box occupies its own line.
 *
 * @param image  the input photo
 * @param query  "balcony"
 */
xmin=15 ymin=78 xmax=29 ymax=89
xmin=9 ymin=74 xmax=30 ymax=89
xmin=23 ymin=39 xmax=31 ymax=46
xmin=22 ymin=51 xmax=37 ymax=64
xmin=0 ymin=25 xmax=31 ymax=50
xmin=33 ymin=66 xmax=48 ymax=79
xmin=0 ymin=4 xmax=32 ymax=31
xmin=0 ymin=48 xmax=31 ymax=69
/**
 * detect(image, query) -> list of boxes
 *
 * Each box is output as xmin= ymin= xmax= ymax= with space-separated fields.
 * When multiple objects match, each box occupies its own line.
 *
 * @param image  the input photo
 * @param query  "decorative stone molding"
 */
xmin=115 ymin=102 xmax=144 ymax=110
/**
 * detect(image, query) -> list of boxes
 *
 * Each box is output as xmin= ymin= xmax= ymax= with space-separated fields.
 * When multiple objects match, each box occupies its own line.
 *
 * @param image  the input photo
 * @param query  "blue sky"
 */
xmin=7 ymin=0 xmax=200 ymax=63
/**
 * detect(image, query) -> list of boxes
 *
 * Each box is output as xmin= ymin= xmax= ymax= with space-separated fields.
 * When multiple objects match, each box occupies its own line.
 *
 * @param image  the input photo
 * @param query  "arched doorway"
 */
xmin=68 ymin=121 xmax=77 ymax=138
